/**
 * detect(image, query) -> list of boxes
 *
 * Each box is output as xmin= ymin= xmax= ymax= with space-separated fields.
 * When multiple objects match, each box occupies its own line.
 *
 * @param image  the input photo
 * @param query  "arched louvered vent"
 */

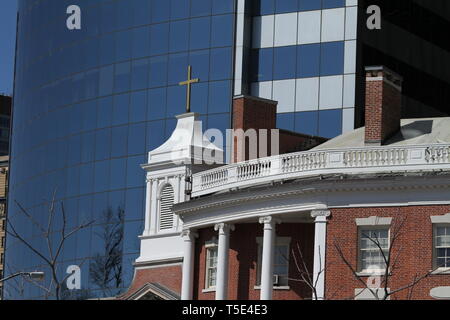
xmin=159 ymin=185 xmax=175 ymax=231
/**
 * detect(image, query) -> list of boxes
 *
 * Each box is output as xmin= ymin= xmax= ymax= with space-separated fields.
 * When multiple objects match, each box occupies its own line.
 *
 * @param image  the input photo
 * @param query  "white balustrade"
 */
xmin=191 ymin=144 xmax=450 ymax=197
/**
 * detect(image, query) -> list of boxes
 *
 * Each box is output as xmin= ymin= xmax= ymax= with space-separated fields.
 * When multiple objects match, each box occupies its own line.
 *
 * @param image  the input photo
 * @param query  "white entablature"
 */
xmin=136 ymin=112 xmax=223 ymax=265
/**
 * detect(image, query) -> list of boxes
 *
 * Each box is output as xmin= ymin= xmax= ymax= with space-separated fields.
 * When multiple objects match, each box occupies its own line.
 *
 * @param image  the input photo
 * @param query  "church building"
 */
xmin=120 ymin=66 xmax=450 ymax=300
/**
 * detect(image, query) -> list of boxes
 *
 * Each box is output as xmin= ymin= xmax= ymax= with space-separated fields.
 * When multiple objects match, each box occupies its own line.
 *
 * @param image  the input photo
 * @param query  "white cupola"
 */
xmin=136 ymin=112 xmax=223 ymax=265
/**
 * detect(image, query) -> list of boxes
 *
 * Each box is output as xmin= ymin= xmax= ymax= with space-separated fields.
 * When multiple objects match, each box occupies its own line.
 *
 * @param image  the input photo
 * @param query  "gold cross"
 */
xmin=179 ymin=65 xmax=199 ymax=113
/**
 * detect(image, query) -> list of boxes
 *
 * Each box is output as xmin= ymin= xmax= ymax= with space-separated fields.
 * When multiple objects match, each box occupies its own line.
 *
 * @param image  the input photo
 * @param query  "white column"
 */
xmin=181 ymin=229 xmax=198 ymax=300
xmin=214 ymin=223 xmax=234 ymax=300
xmin=149 ymin=179 xmax=159 ymax=234
xmin=259 ymin=216 xmax=279 ymax=300
xmin=311 ymin=210 xmax=331 ymax=300
xmin=143 ymin=177 xmax=153 ymax=235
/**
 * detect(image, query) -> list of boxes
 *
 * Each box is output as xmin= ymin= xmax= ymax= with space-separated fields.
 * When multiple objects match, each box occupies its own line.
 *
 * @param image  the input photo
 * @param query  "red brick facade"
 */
xmin=193 ymin=223 xmax=315 ymax=300
xmin=326 ymin=206 xmax=450 ymax=300
xmin=120 ymin=264 xmax=182 ymax=300
xmin=364 ymin=67 xmax=403 ymax=145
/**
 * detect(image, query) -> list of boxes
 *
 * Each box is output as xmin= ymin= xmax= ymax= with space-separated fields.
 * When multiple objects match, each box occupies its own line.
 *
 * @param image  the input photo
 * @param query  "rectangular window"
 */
xmin=358 ymin=228 xmax=390 ymax=273
xmin=434 ymin=225 xmax=450 ymax=269
xmin=205 ymin=245 xmax=218 ymax=290
xmin=257 ymin=238 xmax=290 ymax=287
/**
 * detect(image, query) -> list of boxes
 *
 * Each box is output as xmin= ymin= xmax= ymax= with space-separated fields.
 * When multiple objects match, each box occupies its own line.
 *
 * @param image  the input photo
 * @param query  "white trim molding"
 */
xmin=430 ymin=287 xmax=450 ymax=300
xmin=431 ymin=213 xmax=450 ymax=224
xmin=356 ymin=216 xmax=392 ymax=226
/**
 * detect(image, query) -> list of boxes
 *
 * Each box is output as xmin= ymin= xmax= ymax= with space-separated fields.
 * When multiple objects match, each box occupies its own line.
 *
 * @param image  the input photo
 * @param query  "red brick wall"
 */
xmin=194 ymin=223 xmax=315 ymax=300
xmin=326 ymin=206 xmax=450 ymax=300
xmin=120 ymin=264 xmax=182 ymax=299
xmin=364 ymin=68 xmax=402 ymax=145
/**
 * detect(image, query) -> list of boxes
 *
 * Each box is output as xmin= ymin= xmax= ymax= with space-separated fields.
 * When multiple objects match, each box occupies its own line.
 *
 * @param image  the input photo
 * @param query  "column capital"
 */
xmin=311 ymin=210 xmax=331 ymax=221
xmin=259 ymin=216 xmax=281 ymax=226
xmin=214 ymin=223 xmax=235 ymax=234
xmin=181 ymin=229 xmax=198 ymax=241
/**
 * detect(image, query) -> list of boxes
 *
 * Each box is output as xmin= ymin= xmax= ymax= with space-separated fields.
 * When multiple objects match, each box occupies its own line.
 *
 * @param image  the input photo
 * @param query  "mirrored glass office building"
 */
xmin=5 ymin=0 xmax=450 ymax=299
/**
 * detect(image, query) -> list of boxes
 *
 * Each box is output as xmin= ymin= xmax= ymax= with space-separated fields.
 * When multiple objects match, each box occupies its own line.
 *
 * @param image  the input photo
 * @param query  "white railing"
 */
xmin=191 ymin=144 xmax=450 ymax=197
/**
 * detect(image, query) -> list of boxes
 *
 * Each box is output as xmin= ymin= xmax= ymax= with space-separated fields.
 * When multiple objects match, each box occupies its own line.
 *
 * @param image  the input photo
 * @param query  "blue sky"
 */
xmin=0 ymin=0 xmax=17 ymax=96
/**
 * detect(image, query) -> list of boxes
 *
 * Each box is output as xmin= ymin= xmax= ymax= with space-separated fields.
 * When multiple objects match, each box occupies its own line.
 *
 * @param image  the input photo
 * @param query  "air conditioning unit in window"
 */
xmin=273 ymin=274 xmax=280 ymax=286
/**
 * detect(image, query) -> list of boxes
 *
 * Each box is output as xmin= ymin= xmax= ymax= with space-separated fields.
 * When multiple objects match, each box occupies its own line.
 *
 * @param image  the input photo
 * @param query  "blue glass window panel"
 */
xmin=212 ymin=0 xmax=234 ymax=14
xmin=190 ymin=17 xmax=211 ymax=50
xmin=110 ymin=158 xmax=127 ymax=190
xmin=191 ymin=0 xmax=212 ymax=17
xmin=114 ymin=62 xmax=131 ymax=93
xmin=92 ymin=192 xmax=108 ymax=224
xmin=275 ymin=0 xmax=298 ymax=13
xmin=321 ymin=42 xmax=344 ymax=76
xmin=152 ymin=0 xmax=170 ymax=23
xmin=277 ymin=113 xmax=295 ymax=131
xmin=84 ymin=69 xmax=99 ymax=100
xmin=191 ymin=82 xmax=209 ymax=115
xmin=131 ymin=59 xmax=149 ymax=91
xmin=69 ymin=105 xmax=81 ymax=135
xmin=130 ymin=91 xmax=147 ymax=123
xmin=68 ymin=135 xmax=81 ymax=167
xmin=99 ymin=66 xmax=114 ymax=96
xmin=99 ymin=33 xmax=115 ymax=66
xmin=66 ymin=165 xmax=80 ymax=198
xmin=165 ymin=119 xmax=177 ymax=137
xmin=318 ymin=109 xmax=342 ymax=138
xmin=147 ymin=88 xmax=167 ymax=121
xmin=113 ymin=93 xmax=130 ymax=126
xmin=295 ymin=111 xmax=319 ymax=136
xmin=208 ymin=81 xmax=231 ymax=114
xmin=168 ymin=53 xmax=189 ymax=85
xmin=84 ymin=38 xmax=99 ymax=70
xmin=97 ymin=96 xmax=113 ymax=128
xmin=211 ymin=15 xmax=234 ymax=48
xmin=133 ymin=0 xmax=152 ymax=26
xmin=111 ymin=126 xmax=128 ymax=158
xmin=299 ymin=0 xmax=321 ymax=11
xmin=125 ymin=188 xmax=145 ymax=221
xmin=251 ymin=48 xmax=273 ymax=82
xmin=81 ymin=132 xmax=95 ymax=163
xmin=171 ymin=0 xmax=190 ymax=19
xmin=128 ymin=123 xmax=146 ymax=155
xmin=149 ymin=56 xmax=168 ymax=88
xmin=100 ymin=1 xmax=116 ymax=34
xmin=116 ymin=0 xmax=133 ymax=30
xmin=189 ymin=50 xmax=210 ymax=83
xmin=95 ymin=129 xmax=111 ymax=161
xmin=167 ymin=85 xmax=186 ymax=118
xmin=80 ymin=100 xmax=97 ymax=132
xmin=274 ymin=46 xmax=297 ymax=80
xmin=150 ymin=23 xmax=170 ymax=56
xmin=115 ymin=30 xmax=132 ymax=62
xmin=254 ymin=0 xmax=275 ymax=15
xmin=147 ymin=120 xmax=166 ymax=150
xmin=322 ymin=0 xmax=345 ymax=9
xmin=170 ymin=20 xmax=190 ymax=53
xmin=132 ymin=27 xmax=150 ymax=59
xmin=108 ymin=191 xmax=126 ymax=215
xmin=124 ymin=222 xmax=143 ymax=252
xmin=127 ymin=155 xmax=146 ymax=188
xmin=210 ymin=48 xmax=232 ymax=81
xmin=297 ymin=44 xmax=320 ymax=78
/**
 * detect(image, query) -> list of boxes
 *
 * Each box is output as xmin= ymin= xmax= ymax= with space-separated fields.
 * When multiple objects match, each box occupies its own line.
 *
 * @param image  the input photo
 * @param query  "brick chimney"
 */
xmin=364 ymin=66 xmax=403 ymax=146
xmin=232 ymin=95 xmax=278 ymax=163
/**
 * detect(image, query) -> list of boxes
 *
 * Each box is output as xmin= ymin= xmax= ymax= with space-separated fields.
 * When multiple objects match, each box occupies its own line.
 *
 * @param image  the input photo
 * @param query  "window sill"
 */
xmin=431 ymin=268 xmax=450 ymax=275
xmin=202 ymin=288 xmax=216 ymax=293
xmin=356 ymin=270 xmax=389 ymax=277
xmin=254 ymin=286 xmax=290 ymax=291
